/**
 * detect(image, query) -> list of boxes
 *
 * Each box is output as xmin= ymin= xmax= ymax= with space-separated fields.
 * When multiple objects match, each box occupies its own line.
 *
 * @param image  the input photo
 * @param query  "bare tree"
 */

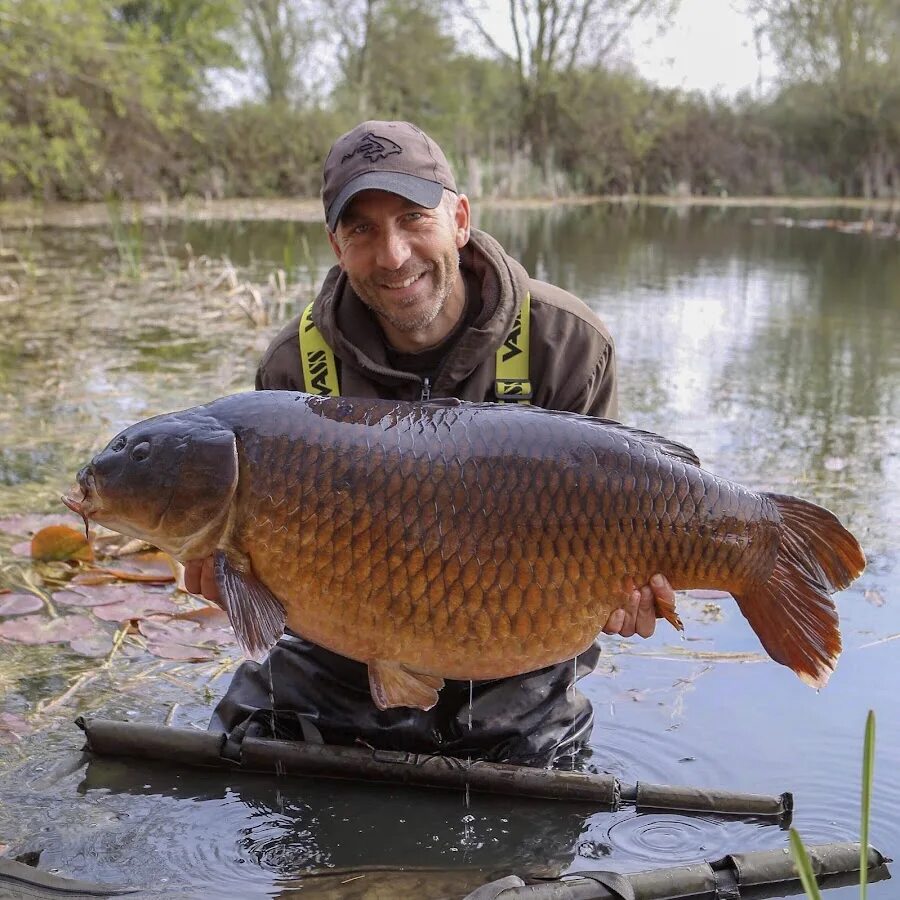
xmin=454 ymin=0 xmax=679 ymax=183
xmin=243 ymin=0 xmax=316 ymax=105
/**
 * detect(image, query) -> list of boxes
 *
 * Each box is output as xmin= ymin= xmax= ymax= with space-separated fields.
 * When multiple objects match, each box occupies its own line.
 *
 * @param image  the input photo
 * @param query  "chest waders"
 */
xmin=298 ymin=293 xmax=532 ymax=403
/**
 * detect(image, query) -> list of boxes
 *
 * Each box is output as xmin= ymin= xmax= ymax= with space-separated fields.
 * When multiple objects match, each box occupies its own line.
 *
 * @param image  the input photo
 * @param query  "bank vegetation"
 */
xmin=0 ymin=0 xmax=897 ymax=204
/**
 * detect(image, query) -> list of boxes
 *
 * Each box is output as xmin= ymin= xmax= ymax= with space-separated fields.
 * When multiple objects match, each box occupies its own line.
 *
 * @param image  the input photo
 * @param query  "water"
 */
xmin=0 ymin=202 xmax=898 ymax=898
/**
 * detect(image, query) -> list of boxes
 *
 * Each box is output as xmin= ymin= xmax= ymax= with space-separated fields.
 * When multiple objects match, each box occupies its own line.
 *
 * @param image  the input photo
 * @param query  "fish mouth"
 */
xmin=62 ymin=467 xmax=100 ymax=540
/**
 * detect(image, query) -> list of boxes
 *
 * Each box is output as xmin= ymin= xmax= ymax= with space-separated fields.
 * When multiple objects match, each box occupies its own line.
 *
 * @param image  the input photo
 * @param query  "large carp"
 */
xmin=64 ymin=392 xmax=864 ymax=710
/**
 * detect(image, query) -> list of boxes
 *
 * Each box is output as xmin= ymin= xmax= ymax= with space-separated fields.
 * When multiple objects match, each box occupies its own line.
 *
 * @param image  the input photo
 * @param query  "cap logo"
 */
xmin=341 ymin=132 xmax=402 ymax=164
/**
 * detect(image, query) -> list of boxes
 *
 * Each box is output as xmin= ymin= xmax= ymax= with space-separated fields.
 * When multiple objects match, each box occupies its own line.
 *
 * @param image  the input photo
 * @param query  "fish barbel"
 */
xmin=63 ymin=392 xmax=865 ymax=710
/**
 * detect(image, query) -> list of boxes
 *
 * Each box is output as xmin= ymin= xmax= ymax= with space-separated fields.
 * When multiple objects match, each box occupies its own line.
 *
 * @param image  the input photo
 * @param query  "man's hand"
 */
xmin=184 ymin=557 xmax=222 ymax=608
xmin=601 ymin=574 xmax=672 ymax=638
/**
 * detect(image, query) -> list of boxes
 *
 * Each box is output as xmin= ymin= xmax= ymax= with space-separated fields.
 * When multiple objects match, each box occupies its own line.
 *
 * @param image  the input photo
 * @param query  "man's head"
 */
xmin=322 ymin=121 xmax=471 ymax=350
xmin=322 ymin=120 xmax=457 ymax=233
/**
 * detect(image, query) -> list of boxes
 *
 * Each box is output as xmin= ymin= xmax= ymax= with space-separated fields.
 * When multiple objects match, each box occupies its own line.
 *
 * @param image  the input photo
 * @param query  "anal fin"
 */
xmin=214 ymin=549 xmax=286 ymax=661
xmin=368 ymin=661 xmax=445 ymax=711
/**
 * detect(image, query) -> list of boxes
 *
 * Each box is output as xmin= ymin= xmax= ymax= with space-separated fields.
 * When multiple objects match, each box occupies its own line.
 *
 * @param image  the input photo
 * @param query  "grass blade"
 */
xmin=861 ymin=709 xmax=876 ymax=900
xmin=789 ymin=828 xmax=824 ymax=900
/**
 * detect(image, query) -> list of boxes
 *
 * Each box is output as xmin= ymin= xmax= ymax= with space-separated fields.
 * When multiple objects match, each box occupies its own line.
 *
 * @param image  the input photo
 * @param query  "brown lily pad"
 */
xmin=30 ymin=525 xmax=94 ymax=562
xmin=92 ymin=551 xmax=177 ymax=583
xmin=0 ymin=593 xmax=44 ymax=616
xmin=143 ymin=641 xmax=216 ymax=661
xmin=92 ymin=593 xmax=178 ymax=622
xmin=53 ymin=584 xmax=150 ymax=608
xmin=0 ymin=613 xmax=96 ymax=645
xmin=175 ymin=606 xmax=230 ymax=626
xmin=70 ymin=571 xmax=120 ymax=586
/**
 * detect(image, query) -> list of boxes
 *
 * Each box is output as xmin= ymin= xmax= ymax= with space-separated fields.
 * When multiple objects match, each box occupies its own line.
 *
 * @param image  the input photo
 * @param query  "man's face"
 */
xmin=328 ymin=190 xmax=470 ymax=335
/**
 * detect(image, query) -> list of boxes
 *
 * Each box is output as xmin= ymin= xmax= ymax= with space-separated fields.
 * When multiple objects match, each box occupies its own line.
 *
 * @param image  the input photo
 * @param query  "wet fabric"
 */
xmin=210 ymin=631 xmax=601 ymax=767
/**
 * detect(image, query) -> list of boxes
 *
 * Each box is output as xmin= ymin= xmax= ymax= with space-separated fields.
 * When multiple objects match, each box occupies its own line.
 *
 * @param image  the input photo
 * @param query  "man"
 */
xmin=186 ymin=120 xmax=673 ymax=766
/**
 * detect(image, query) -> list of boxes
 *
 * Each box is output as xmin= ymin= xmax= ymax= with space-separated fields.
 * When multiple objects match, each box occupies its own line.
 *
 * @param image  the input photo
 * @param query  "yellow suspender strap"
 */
xmin=495 ymin=291 xmax=532 ymax=403
xmin=298 ymin=304 xmax=340 ymax=397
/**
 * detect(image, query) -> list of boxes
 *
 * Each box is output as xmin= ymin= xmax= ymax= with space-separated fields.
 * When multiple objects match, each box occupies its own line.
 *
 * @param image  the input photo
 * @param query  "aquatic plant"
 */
xmin=790 ymin=709 xmax=876 ymax=899
xmin=105 ymin=196 xmax=144 ymax=279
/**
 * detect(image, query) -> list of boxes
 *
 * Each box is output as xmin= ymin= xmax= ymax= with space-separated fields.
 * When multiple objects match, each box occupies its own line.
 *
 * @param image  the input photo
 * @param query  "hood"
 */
xmin=311 ymin=229 xmax=530 ymax=392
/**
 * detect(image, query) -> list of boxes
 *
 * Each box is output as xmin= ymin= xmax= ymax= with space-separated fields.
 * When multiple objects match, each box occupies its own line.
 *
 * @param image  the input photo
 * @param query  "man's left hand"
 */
xmin=601 ymin=574 xmax=673 ymax=638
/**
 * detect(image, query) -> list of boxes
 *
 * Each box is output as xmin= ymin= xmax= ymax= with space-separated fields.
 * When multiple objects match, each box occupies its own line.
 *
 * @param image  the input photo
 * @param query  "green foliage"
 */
xmin=190 ymin=103 xmax=343 ymax=197
xmin=0 ymin=0 xmax=895 ymax=200
xmin=0 ymin=0 xmax=241 ymax=200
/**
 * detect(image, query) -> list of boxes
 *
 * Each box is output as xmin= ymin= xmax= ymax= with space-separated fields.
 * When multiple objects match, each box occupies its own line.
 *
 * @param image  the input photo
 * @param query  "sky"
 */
xmin=627 ymin=0 xmax=772 ymax=96
xmin=460 ymin=0 xmax=774 ymax=98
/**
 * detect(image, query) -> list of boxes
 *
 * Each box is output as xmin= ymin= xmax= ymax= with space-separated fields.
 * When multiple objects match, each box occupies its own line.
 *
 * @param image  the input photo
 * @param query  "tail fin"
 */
xmin=732 ymin=494 xmax=866 ymax=688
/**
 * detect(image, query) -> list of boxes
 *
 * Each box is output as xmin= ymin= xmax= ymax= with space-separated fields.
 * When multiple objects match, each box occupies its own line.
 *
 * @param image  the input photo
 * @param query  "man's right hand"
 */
xmin=184 ymin=557 xmax=222 ymax=607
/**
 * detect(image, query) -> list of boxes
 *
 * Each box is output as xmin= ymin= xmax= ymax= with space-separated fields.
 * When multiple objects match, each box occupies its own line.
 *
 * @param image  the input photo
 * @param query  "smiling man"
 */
xmin=187 ymin=120 xmax=673 ymax=766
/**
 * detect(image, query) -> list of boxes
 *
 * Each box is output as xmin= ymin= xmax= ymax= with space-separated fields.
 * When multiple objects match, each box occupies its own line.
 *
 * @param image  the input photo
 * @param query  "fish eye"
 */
xmin=131 ymin=441 xmax=151 ymax=461
xmin=110 ymin=436 xmax=127 ymax=452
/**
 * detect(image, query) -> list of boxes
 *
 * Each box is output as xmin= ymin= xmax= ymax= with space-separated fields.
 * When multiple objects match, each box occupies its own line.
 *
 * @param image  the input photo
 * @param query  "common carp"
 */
xmin=63 ymin=392 xmax=865 ymax=710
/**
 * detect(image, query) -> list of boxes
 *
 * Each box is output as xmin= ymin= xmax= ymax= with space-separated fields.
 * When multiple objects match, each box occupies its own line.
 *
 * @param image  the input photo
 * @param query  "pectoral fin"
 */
xmin=214 ymin=550 xmax=286 ymax=661
xmin=368 ymin=661 xmax=445 ymax=711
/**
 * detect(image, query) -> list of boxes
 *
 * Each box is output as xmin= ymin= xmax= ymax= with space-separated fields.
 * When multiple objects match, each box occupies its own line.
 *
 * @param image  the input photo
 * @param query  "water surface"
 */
xmin=0 ymin=203 xmax=897 ymax=898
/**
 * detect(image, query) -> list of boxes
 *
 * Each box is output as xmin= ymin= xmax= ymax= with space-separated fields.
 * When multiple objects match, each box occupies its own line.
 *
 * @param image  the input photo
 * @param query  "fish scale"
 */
xmin=66 ymin=391 xmax=866 ymax=709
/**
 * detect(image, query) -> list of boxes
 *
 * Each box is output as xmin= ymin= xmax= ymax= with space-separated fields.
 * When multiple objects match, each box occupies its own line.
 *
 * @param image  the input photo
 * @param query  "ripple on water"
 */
xmin=585 ymin=722 xmax=733 ymax=788
xmin=574 ymin=810 xmax=786 ymax=870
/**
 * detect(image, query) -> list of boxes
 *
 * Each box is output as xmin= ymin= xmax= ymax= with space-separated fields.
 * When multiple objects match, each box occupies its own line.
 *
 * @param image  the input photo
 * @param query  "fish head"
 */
xmin=63 ymin=412 xmax=239 ymax=557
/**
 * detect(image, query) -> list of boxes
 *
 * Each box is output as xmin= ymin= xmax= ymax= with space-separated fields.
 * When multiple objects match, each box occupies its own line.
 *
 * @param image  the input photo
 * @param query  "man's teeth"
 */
xmin=383 ymin=272 xmax=423 ymax=289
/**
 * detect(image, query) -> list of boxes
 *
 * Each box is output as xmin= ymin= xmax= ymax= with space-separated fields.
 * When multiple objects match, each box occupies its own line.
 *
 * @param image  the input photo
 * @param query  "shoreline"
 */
xmin=0 ymin=193 xmax=897 ymax=231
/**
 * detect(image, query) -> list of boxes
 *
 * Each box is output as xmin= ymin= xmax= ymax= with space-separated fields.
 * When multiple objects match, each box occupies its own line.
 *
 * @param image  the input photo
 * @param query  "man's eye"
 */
xmin=351 ymin=224 xmax=370 ymax=235
xmin=405 ymin=212 xmax=423 ymax=222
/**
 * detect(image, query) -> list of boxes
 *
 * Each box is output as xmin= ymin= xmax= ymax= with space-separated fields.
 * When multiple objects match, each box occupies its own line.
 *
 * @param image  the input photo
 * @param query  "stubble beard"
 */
xmin=350 ymin=246 xmax=458 ymax=334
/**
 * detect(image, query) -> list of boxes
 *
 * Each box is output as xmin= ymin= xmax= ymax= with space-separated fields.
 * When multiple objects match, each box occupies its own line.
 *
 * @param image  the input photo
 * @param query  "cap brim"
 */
xmin=326 ymin=172 xmax=445 ymax=232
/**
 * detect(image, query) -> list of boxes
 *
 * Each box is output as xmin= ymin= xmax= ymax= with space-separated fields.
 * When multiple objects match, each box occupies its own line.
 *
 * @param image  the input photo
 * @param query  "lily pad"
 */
xmin=70 ymin=571 xmax=119 ymax=586
xmin=53 ymin=584 xmax=150 ymax=608
xmin=0 ymin=593 xmax=44 ymax=616
xmin=144 ymin=641 xmax=216 ymax=662
xmin=175 ymin=606 xmax=230 ymax=626
xmin=30 ymin=524 xmax=94 ymax=562
xmin=92 ymin=551 xmax=176 ymax=583
xmin=138 ymin=615 xmax=234 ymax=647
xmin=92 ymin=593 xmax=178 ymax=622
xmin=0 ymin=613 xmax=96 ymax=645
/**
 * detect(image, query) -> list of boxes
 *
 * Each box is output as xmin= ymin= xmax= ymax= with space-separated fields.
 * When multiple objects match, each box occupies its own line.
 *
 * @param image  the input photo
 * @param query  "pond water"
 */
xmin=0 ymin=203 xmax=898 ymax=898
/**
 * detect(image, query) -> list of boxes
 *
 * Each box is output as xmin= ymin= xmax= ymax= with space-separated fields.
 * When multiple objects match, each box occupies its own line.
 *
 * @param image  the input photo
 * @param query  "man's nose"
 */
xmin=374 ymin=228 xmax=412 ymax=271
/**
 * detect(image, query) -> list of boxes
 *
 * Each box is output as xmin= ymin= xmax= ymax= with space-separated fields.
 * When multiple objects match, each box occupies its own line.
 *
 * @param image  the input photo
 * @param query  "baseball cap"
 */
xmin=322 ymin=120 xmax=457 ymax=232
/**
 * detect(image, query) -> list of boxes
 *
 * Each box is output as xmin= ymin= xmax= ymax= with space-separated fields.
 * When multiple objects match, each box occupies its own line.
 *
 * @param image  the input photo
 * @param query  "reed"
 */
xmin=790 ymin=709 xmax=876 ymax=899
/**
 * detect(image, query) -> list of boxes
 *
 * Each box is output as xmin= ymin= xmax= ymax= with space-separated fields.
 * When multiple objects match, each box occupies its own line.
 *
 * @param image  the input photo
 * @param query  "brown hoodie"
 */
xmin=256 ymin=228 xmax=618 ymax=418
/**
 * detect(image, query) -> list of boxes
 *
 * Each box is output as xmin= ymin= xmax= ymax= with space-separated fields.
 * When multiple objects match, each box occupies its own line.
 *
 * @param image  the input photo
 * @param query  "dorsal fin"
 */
xmin=585 ymin=418 xmax=701 ymax=467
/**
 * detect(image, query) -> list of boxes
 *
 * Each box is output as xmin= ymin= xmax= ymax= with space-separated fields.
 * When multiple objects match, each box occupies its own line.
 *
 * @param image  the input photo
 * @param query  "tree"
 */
xmin=0 ymin=0 xmax=241 ymax=199
xmin=242 ymin=0 xmax=318 ymax=105
xmin=454 ymin=0 xmax=679 ymax=186
xmin=748 ymin=0 xmax=900 ymax=196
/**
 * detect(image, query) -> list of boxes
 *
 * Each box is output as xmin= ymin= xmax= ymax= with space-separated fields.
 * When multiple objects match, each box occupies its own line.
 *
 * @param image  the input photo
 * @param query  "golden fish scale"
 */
xmin=231 ymin=402 xmax=780 ymax=680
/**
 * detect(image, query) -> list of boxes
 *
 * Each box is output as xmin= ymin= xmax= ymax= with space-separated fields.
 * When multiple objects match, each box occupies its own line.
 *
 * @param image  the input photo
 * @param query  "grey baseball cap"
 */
xmin=322 ymin=120 xmax=457 ymax=232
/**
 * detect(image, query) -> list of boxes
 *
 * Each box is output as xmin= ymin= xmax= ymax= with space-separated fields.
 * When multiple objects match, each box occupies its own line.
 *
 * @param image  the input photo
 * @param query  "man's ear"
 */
xmin=327 ymin=228 xmax=344 ymax=268
xmin=454 ymin=194 xmax=471 ymax=248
